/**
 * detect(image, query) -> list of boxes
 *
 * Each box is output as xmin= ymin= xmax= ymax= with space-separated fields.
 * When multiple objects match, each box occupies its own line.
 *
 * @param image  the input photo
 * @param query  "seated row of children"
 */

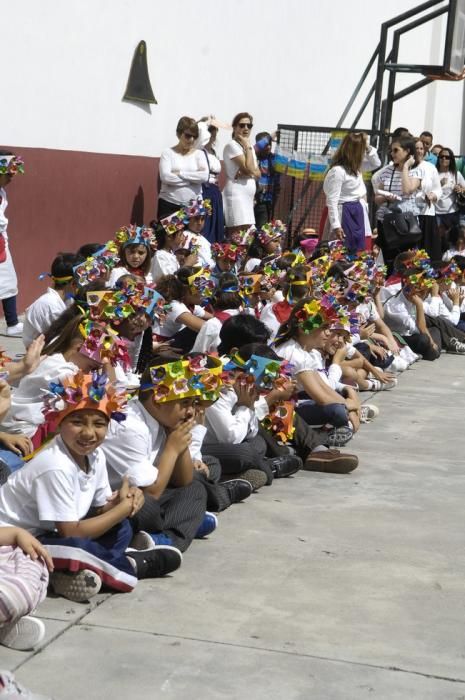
xmin=1 ymin=193 xmax=464 ymax=661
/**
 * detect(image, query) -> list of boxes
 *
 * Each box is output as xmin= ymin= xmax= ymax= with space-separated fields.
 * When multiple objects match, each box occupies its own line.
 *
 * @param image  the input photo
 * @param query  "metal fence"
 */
xmin=273 ymin=125 xmax=389 ymax=245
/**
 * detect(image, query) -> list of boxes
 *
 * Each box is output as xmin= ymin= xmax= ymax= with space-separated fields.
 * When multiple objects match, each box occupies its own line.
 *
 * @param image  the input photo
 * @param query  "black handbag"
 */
xmin=382 ymin=169 xmax=422 ymax=248
xmin=455 ymin=174 xmax=465 ymax=213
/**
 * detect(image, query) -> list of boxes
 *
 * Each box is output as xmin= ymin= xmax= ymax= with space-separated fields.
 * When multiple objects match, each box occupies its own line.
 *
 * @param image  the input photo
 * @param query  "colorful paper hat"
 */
xmin=114 ymin=225 xmax=158 ymax=253
xmin=224 ymin=353 xmax=293 ymax=392
xmin=212 ymin=242 xmax=244 ymax=262
xmin=87 ymin=280 xmax=168 ymax=323
xmin=294 ymin=295 xmax=358 ymax=335
xmin=142 ymin=355 xmax=223 ymax=403
xmin=183 ymin=196 xmax=212 ymax=220
xmin=257 ymin=220 xmax=286 ymax=247
xmin=160 ymin=209 xmax=187 ymax=235
xmin=230 ymin=226 xmax=256 ymax=247
xmin=73 ymin=241 xmax=120 ymax=287
xmin=43 ymin=370 xmax=127 ymax=426
xmin=261 ymin=401 xmax=295 ymax=443
xmin=239 ymin=274 xmax=263 ymax=296
xmin=438 ymin=261 xmax=460 ymax=286
xmin=186 ymin=267 xmax=216 ymax=298
xmin=0 ymin=155 xmax=24 ymax=177
xmin=79 ymin=320 xmax=132 ymax=370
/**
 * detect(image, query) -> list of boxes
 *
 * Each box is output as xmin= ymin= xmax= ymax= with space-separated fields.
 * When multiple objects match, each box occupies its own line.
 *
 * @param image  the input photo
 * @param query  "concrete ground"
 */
xmin=2 ymin=329 xmax=465 ymax=699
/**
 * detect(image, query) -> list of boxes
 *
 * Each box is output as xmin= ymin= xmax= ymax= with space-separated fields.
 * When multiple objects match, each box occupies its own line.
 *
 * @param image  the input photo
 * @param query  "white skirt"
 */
xmin=222 ymin=177 xmax=256 ymax=227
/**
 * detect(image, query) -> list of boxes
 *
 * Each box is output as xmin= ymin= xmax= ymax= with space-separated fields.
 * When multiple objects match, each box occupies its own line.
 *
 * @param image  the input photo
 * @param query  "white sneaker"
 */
xmin=389 ymin=355 xmax=409 ymax=372
xmin=360 ymin=404 xmax=380 ymax=423
xmin=449 ymin=337 xmax=465 ymax=354
xmin=5 ymin=322 xmax=23 ymax=337
xmin=369 ymin=378 xmax=398 ymax=391
xmin=0 ymin=616 xmax=45 ymax=651
xmin=0 ymin=671 xmax=51 ymax=699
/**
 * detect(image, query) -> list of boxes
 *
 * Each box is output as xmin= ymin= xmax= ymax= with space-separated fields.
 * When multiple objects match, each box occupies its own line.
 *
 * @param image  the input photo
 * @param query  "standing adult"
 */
xmin=157 ymin=117 xmax=208 ymax=219
xmin=414 ymin=138 xmax=442 ymax=260
xmin=435 ymin=147 xmax=465 ymax=238
xmin=373 ymin=136 xmax=423 ymax=271
xmin=254 ymin=131 xmax=280 ymax=229
xmin=0 ymin=151 xmax=24 ymax=336
xmin=222 ymin=112 xmax=260 ymax=238
xmin=198 ymin=121 xmax=225 ymax=244
xmin=322 ymin=133 xmax=381 ymax=252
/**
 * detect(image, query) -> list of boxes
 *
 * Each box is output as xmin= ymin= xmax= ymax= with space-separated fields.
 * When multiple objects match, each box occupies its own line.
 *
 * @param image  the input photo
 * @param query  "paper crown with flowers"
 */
xmin=223 ymin=353 xmax=294 ymax=392
xmin=183 ymin=196 xmax=212 ymax=220
xmin=142 ymin=355 xmax=223 ymax=403
xmin=87 ymin=280 xmax=168 ymax=323
xmin=230 ymin=226 xmax=256 ymax=248
xmin=294 ymin=295 xmax=358 ymax=335
xmin=0 ymin=155 xmax=24 ymax=177
xmin=400 ymin=249 xmax=437 ymax=290
xmin=257 ymin=220 xmax=286 ymax=247
xmin=262 ymin=401 xmax=295 ymax=444
xmin=78 ymin=320 xmax=131 ymax=370
xmin=160 ymin=209 xmax=187 ymax=235
xmin=114 ymin=225 xmax=158 ymax=253
xmin=438 ymin=260 xmax=461 ymax=286
xmin=401 ymin=248 xmax=432 ymax=272
xmin=43 ymin=370 xmax=128 ymax=426
xmin=212 ymin=242 xmax=244 ymax=262
xmin=238 ymin=274 xmax=263 ymax=296
xmin=73 ymin=241 xmax=121 ymax=287
xmin=186 ymin=267 xmax=216 ymax=298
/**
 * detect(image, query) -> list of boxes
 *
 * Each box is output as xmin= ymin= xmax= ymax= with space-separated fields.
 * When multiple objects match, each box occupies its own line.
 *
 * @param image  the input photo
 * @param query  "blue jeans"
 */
xmin=297 ymin=400 xmax=349 ymax=428
xmin=0 ymin=447 xmax=24 ymax=473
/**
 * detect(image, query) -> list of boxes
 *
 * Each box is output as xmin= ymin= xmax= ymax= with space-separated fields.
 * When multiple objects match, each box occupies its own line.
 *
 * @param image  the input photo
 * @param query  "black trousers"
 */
xmin=203 ymin=433 xmax=274 ymax=484
xmin=425 ymin=314 xmax=465 ymax=350
xmin=193 ymin=456 xmax=235 ymax=513
xmin=157 ymin=197 xmax=183 ymax=219
xmin=130 ymin=480 xmax=206 ymax=552
xmin=402 ymin=329 xmax=441 ymax=361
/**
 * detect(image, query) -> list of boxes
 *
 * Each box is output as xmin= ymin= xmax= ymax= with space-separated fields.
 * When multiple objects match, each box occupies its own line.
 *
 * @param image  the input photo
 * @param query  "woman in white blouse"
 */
xmin=222 ymin=112 xmax=261 ymax=237
xmin=435 ymin=147 xmax=465 ymax=237
xmin=200 ymin=123 xmax=225 ymax=244
xmin=322 ymin=133 xmax=380 ymax=252
xmin=157 ymin=117 xmax=209 ymax=219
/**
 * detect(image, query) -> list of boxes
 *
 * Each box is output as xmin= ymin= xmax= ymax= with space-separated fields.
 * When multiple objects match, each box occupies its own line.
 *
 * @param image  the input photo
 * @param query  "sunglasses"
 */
xmin=237 ymin=123 xmax=253 ymax=129
xmin=183 ymin=133 xmax=196 ymax=140
xmin=439 ymin=155 xmax=451 ymax=159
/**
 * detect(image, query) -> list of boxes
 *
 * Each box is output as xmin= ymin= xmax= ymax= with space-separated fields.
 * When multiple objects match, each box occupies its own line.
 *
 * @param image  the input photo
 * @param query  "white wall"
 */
xmin=3 ymin=0 xmax=464 ymax=156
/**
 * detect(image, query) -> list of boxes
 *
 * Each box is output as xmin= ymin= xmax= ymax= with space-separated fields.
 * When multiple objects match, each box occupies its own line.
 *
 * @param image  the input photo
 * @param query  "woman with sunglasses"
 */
xmin=435 ymin=147 xmax=465 ymax=239
xmin=222 ymin=112 xmax=261 ymax=237
xmin=158 ymin=117 xmax=209 ymax=219
xmin=373 ymin=136 xmax=423 ymax=272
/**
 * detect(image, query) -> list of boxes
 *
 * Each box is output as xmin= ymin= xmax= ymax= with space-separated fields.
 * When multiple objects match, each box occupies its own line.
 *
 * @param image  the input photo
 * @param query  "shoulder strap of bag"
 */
xmin=388 ymin=167 xmax=395 ymax=192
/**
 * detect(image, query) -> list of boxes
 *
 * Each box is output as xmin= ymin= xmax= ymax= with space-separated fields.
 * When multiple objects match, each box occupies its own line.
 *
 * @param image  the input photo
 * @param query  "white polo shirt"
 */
xmin=0 ymin=435 xmax=111 ymax=535
xmin=101 ymin=399 xmax=162 ymax=490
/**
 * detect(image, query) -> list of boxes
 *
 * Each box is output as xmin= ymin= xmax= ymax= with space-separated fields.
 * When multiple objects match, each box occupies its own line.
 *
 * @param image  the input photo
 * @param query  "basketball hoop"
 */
xmin=423 ymin=67 xmax=465 ymax=80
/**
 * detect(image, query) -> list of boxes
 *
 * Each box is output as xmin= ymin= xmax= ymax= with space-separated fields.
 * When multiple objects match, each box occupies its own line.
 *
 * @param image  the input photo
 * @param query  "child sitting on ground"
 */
xmin=0 ymin=371 xmax=182 ymax=603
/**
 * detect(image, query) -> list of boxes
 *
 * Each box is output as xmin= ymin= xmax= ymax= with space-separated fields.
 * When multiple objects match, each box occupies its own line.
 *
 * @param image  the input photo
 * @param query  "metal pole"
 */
xmin=335 ymin=44 xmax=380 ymax=128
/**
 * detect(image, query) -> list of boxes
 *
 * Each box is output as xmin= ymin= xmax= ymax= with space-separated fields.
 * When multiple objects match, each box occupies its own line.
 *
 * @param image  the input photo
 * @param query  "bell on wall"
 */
xmin=123 ymin=40 xmax=157 ymax=104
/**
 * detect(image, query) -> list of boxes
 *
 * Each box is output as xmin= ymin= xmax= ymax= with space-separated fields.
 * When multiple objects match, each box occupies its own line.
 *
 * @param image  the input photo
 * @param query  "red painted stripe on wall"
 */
xmin=4 ymin=146 xmax=159 ymax=311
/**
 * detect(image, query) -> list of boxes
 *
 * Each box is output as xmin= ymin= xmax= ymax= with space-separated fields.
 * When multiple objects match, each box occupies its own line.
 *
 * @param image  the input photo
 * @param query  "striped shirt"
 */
xmin=375 ymin=165 xmax=422 ymax=221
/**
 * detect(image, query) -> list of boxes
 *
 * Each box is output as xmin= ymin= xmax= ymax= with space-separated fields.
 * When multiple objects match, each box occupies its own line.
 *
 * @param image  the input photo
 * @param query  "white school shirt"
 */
xmin=422 ymin=294 xmax=460 ymax=326
xmin=192 ymin=309 xmax=240 ymax=353
xmin=383 ymin=292 xmax=418 ymax=336
xmin=158 ymin=148 xmax=209 ymax=205
xmin=274 ymin=338 xmax=342 ymax=392
xmin=259 ymin=302 xmax=281 ymax=341
xmin=158 ymin=300 xmax=206 ymax=338
xmin=0 ymin=435 xmax=111 ymax=535
xmin=151 ymin=249 xmax=180 ymax=283
xmin=182 ymin=230 xmax=214 ymax=268
xmin=442 ymin=247 xmax=465 ymax=262
xmin=356 ymin=300 xmax=380 ymax=324
xmin=204 ymin=387 xmax=258 ymax=445
xmin=0 ymin=354 xmax=78 ymax=437
xmin=101 ymin=399 xmax=162 ymax=490
xmin=22 ymin=288 xmax=67 ymax=348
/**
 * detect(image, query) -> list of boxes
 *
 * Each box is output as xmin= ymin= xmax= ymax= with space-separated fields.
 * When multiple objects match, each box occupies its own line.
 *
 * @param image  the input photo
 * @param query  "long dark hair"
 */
xmin=436 ymin=147 xmax=457 ymax=175
xmin=274 ymin=298 xmax=313 ymax=347
xmin=212 ymin=272 xmax=242 ymax=311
